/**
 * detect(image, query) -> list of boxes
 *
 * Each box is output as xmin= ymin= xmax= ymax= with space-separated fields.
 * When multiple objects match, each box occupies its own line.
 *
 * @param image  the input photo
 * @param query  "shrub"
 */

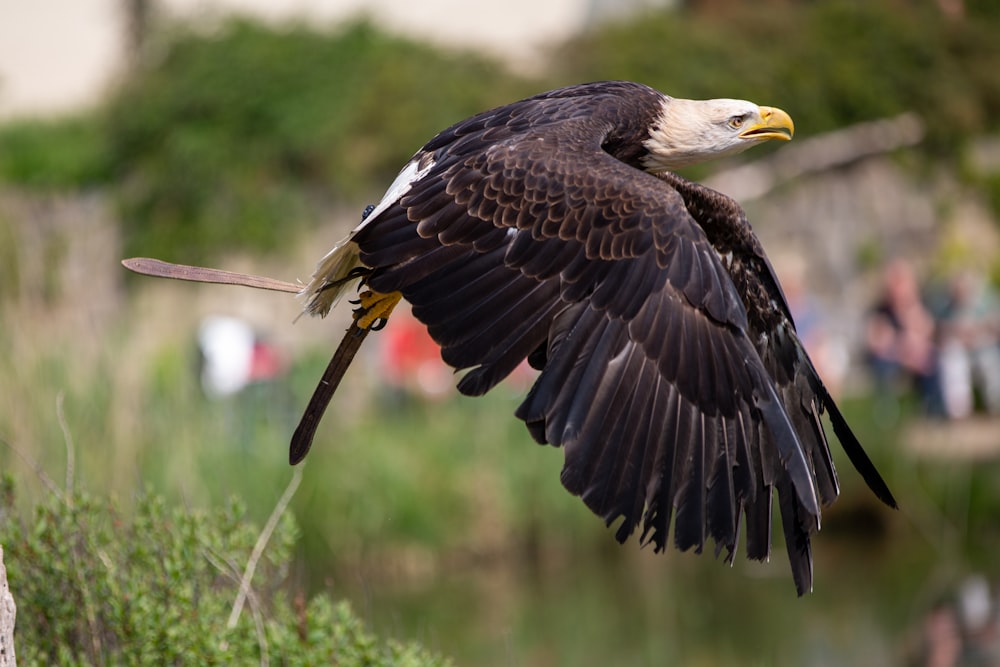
xmin=0 ymin=480 xmax=450 ymax=666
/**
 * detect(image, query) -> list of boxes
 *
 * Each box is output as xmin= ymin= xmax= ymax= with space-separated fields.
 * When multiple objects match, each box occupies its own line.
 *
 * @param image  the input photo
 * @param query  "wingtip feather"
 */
xmin=825 ymin=394 xmax=898 ymax=510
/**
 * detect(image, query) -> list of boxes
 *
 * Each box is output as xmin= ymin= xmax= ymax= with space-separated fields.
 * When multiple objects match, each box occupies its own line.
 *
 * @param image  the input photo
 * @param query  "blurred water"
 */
xmin=325 ymin=504 xmax=994 ymax=667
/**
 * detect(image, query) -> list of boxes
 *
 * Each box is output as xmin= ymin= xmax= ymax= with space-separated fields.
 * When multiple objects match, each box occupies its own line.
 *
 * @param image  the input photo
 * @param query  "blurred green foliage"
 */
xmin=0 ymin=116 xmax=110 ymax=188
xmin=104 ymin=19 xmax=531 ymax=264
xmin=554 ymin=1 xmax=1000 ymax=153
xmin=552 ymin=0 xmax=1000 ymax=287
xmin=0 ymin=481 xmax=451 ymax=666
xmin=2 ymin=4 xmax=1000 ymax=263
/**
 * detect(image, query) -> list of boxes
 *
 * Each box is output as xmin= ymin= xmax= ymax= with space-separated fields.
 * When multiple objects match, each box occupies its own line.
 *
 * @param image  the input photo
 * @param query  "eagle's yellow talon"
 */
xmin=353 ymin=290 xmax=402 ymax=330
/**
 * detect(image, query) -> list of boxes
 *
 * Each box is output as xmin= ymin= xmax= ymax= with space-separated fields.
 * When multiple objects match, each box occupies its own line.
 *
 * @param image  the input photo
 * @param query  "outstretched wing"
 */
xmin=658 ymin=171 xmax=896 ymax=512
xmin=346 ymin=97 xmax=838 ymax=594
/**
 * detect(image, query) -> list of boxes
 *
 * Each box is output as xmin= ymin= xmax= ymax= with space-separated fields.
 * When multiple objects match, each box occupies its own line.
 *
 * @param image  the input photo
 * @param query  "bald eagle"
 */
xmin=289 ymin=81 xmax=896 ymax=594
xmin=124 ymin=81 xmax=896 ymax=595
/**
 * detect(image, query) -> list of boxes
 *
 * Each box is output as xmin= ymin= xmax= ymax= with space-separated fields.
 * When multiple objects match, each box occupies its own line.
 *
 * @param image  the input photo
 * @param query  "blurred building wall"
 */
xmin=0 ymin=0 xmax=123 ymax=119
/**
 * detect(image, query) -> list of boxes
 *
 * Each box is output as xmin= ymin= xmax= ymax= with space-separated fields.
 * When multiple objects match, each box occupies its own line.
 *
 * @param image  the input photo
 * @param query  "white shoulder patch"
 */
xmin=300 ymin=154 xmax=436 ymax=318
xmin=353 ymin=155 xmax=436 ymax=234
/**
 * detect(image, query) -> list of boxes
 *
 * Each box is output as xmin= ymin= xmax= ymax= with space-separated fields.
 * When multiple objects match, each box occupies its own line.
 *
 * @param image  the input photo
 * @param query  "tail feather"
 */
xmin=290 ymin=321 xmax=370 ymax=464
xmin=301 ymin=238 xmax=364 ymax=317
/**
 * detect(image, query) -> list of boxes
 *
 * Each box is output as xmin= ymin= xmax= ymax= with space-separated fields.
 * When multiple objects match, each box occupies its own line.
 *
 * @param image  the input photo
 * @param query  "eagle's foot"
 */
xmin=352 ymin=290 xmax=402 ymax=331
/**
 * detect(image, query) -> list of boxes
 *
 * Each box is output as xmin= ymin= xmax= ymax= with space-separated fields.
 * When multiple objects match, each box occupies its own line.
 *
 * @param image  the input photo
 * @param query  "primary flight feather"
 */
xmin=290 ymin=80 xmax=896 ymax=595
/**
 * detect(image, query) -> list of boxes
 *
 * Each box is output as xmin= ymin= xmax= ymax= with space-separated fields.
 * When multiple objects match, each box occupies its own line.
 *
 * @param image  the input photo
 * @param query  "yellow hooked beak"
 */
xmin=739 ymin=106 xmax=794 ymax=142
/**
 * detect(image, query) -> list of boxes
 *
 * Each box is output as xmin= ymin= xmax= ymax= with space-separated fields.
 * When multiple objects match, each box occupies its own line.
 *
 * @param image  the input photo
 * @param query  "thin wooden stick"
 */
xmin=121 ymin=257 xmax=301 ymax=294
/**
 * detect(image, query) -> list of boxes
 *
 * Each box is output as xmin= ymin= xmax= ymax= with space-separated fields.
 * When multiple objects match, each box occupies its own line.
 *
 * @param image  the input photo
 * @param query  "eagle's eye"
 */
xmin=728 ymin=115 xmax=747 ymax=130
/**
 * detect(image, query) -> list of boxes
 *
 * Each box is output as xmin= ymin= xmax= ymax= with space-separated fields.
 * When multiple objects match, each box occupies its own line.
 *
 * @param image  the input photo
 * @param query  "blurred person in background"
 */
xmin=777 ymin=254 xmax=849 ymax=399
xmin=907 ymin=576 xmax=1000 ymax=667
xmin=936 ymin=270 xmax=1000 ymax=419
xmin=197 ymin=315 xmax=287 ymax=398
xmin=865 ymin=258 xmax=942 ymax=416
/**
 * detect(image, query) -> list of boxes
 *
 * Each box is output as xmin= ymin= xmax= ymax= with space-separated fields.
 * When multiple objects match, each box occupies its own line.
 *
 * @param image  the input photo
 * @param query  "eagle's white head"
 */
xmin=641 ymin=97 xmax=794 ymax=172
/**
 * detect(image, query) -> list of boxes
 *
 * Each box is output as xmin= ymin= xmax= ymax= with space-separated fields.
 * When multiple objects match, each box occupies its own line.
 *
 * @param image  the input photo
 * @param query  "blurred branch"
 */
xmin=122 ymin=0 xmax=155 ymax=61
xmin=0 ymin=437 xmax=64 ymax=504
xmin=705 ymin=112 xmax=926 ymax=201
xmin=204 ymin=548 xmax=268 ymax=667
xmin=224 ymin=465 xmax=304 ymax=649
xmin=55 ymin=392 xmax=75 ymax=506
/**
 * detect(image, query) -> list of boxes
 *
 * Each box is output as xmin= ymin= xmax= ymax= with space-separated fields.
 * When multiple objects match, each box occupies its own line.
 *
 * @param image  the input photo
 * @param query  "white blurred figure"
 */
xmin=197 ymin=315 xmax=256 ymax=398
